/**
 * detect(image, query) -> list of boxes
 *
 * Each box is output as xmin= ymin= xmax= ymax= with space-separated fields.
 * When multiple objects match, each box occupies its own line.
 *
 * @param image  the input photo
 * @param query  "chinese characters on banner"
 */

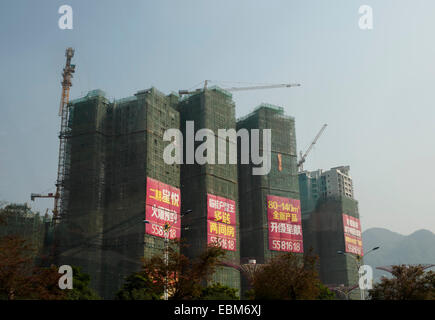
xmin=267 ymin=195 xmax=303 ymax=253
xmin=343 ymin=214 xmax=363 ymax=256
xmin=145 ymin=177 xmax=181 ymax=240
xmin=207 ymin=194 xmax=237 ymax=251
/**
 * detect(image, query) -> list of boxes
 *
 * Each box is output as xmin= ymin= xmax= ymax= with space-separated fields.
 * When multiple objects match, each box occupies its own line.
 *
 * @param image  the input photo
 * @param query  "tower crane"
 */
xmin=297 ymin=124 xmax=327 ymax=172
xmin=31 ymin=48 xmax=75 ymax=221
xmin=178 ymin=80 xmax=301 ymax=96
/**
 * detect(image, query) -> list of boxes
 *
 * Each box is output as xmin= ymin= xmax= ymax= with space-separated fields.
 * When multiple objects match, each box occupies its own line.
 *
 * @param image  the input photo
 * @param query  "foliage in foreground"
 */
xmin=200 ymin=282 xmax=239 ymax=300
xmin=117 ymin=244 xmax=227 ymax=300
xmin=0 ymin=202 xmax=100 ymax=300
xmin=0 ymin=234 xmax=65 ymax=300
xmin=66 ymin=266 xmax=100 ymax=300
xmin=248 ymin=251 xmax=333 ymax=300
xmin=369 ymin=265 xmax=435 ymax=300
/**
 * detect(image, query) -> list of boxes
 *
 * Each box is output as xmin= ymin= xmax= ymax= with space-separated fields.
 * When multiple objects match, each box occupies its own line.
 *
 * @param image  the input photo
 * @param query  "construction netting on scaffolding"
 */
xmin=141 ymin=88 xmax=181 ymax=264
xmin=60 ymin=87 xmax=182 ymax=298
xmin=178 ymin=87 xmax=241 ymax=294
xmin=303 ymin=195 xmax=361 ymax=299
xmin=237 ymin=104 xmax=300 ymax=268
xmin=107 ymin=88 xmax=180 ymax=298
xmin=60 ymin=89 xmax=110 ymax=297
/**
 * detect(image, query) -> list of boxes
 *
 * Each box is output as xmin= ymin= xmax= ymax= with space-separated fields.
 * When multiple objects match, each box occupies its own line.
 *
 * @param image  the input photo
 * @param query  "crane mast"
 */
xmin=297 ymin=124 xmax=327 ymax=172
xmin=53 ymin=47 xmax=75 ymax=221
xmin=31 ymin=48 xmax=75 ymax=222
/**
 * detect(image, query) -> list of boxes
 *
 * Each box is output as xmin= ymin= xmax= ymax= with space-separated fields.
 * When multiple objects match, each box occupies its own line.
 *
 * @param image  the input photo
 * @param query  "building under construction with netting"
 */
xmin=299 ymin=166 xmax=363 ymax=299
xmin=177 ymin=87 xmax=241 ymax=294
xmin=58 ymin=88 xmax=180 ymax=299
xmin=55 ymin=82 xmax=363 ymax=300
xmin=237 ymin=104 xmax=301 ymax=296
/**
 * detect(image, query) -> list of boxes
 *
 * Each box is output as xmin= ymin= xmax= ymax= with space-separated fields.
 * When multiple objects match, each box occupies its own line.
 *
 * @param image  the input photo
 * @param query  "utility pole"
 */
xmin=146 ymin=209 xmax=192 ymax=300
xmin=337 ymin=246 xmax=380 ymax=300
xmin=163 ymin=221 xmax=171 ymax=301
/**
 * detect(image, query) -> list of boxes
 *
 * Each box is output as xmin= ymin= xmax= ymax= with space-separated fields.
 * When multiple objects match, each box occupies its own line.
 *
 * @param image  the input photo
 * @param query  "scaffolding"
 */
xmin=236 ymin=104 xmax=300 ymax=297
xmin=302 ymin=195 xmax=362 ymax=300
xmin=178 ymin=87 xmax=241 ymax=294
xmin=58 ymin=85 xmax=302 ymax=298
xmin=59 ymin=87 xmax=180 ymax=298
xmin=54 ymin=48 xmax=76 ymax=222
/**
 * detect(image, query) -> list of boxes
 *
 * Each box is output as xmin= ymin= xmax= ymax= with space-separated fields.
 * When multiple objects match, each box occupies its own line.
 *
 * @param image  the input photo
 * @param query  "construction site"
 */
xmin=237 ymin=104 xmax=300 ymax=296
xmin=29 ymin=48 xmax=365 ymax=299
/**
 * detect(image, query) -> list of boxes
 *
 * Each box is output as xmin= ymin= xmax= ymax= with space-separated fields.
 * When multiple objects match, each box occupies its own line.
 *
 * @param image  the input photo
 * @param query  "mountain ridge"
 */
xmin=362 ymin=227 xmax=435 ymax=282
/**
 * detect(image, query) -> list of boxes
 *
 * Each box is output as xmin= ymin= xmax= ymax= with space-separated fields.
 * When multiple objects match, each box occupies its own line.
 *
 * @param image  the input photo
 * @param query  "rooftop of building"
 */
xmin=70 ymin=87 xmax=180 ymax=106
xmin=299 ymin=166 xmax=352 ymax=179
xmin=178 ymin=85 xmax=234 ymax=102
xmin=237 ymin=103 xmax=294 ymax=122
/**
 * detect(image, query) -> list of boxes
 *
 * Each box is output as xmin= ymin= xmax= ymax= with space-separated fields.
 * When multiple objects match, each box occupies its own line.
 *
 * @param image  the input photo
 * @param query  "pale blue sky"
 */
xmin=1 ymin=1 xmax=434 ymax=235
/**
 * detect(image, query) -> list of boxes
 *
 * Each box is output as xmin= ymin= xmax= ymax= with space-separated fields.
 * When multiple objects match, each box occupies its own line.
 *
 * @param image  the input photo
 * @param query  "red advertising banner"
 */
xmin=267 ymin=195 xmax=303 ymax=253
xmin=343 ymin=213 xmax=363 ymax=256
xmin=145 ymin=177 xmax=181 ymax=240
xmin=207 ymin=194 xmax=236 ymax=251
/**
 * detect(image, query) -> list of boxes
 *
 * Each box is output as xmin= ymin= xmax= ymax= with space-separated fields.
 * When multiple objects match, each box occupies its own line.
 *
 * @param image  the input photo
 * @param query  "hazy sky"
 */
xmin=1 ymin=0 xmax=434 ymax=235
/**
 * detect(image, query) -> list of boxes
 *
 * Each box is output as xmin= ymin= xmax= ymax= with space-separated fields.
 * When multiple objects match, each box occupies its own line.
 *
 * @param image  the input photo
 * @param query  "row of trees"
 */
xmin=116 ymin=243 xmax=335 ymax=300
xmin=116 ymin=245 xmax=236 ymax=300
xmin=1 ymin=202 xmax=434 ymax=300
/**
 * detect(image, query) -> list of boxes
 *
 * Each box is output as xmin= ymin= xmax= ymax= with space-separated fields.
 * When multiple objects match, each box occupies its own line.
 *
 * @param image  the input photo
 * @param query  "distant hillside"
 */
xmin=362 ymin=228 xmax=435 ymax=282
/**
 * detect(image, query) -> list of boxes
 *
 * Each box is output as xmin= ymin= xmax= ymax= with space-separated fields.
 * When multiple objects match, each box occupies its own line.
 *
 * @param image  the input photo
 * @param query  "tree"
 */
xmin=0 ymin=203 xmax=65 ymax=300
xmin=0 ymin=201 xmax=7 ymax=225
xmin=66 ymin=266 xmax=100 ymax=300
xmin=116 ymin=272 xmax=162 ymax=300
xmin=200 ymin=283 xmax=239 ymax=300
xmin=248 ymin=251 xmax=324 ymax=300
xmin=27 ymin=265 xmax=66 ymax=300
xmin=0 ymin=203 xmax=47 ymax=260
xmin=148 ymin=244 xmax=226 ymax=300
xmin=317 ymin=283 xmax=336 ymax=300
xmin=0 ymin=235 xmax=35 ymax=299
xmin=0 ymin=235 xmax=65 ymax=300
xmin=369 ymin=265 xmax=435 ymax=300
xmin=117 ymin=243 xmax=226 ymax=300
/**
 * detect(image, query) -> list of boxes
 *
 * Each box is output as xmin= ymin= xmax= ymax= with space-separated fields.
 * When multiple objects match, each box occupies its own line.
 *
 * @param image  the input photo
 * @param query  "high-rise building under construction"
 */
xmin=178 ymin=87 xmax=240 ymax=293
xmin=299 ymin=166 xmax=363 ymax=299
xmin=237 ymin=104 xmax=301 ymax=296
xmin=58 ymin=85 xmax=351 ymax=299
xmin=59 ymin=88 xmax=180 ymax=299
